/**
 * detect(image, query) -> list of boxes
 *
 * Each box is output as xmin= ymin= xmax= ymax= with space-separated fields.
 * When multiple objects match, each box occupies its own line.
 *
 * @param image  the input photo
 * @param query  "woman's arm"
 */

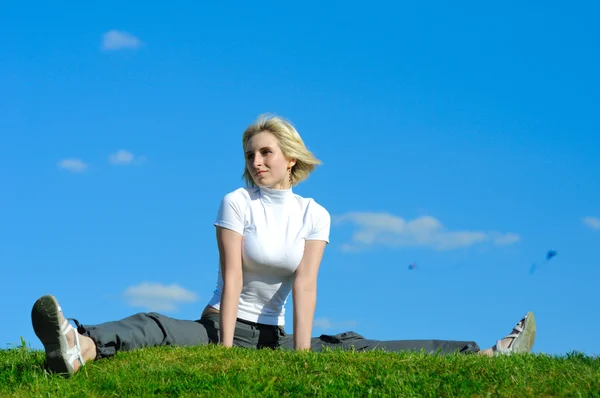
xmin=292 ymin=239 xmax=327 ymax=350
xmin=216 ymin=226 xmax=243 ymax=347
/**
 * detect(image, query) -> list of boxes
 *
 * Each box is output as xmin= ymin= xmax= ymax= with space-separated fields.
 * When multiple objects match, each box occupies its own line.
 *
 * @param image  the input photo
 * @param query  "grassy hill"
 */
xmin=1 ymin=341 xmax=599 ymax=397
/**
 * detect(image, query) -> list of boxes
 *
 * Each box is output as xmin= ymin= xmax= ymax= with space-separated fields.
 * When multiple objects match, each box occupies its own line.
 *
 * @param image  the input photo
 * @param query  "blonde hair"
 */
xmin=242 ymin=114 xmax=322 ymax=187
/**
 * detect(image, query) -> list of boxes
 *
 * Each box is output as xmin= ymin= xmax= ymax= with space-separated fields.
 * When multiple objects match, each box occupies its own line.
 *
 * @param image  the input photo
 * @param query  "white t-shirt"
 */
xmin=208 ymin=185 xmax=331 ymax=326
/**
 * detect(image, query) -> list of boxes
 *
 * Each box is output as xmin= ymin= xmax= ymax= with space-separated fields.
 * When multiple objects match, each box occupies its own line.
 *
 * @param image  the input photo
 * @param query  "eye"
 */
xmin=246 ymin=153 xmax=254 ymax=160
xmin=261 ymin=149 xmax=272 ymax=156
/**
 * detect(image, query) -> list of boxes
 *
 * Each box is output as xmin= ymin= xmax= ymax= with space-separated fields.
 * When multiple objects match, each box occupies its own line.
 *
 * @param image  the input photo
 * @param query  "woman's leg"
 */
xmin=31 ymin=295 xmax=214 ymax=376
xmin=79 ymin=312 xmax=216 ymax=358
xmin=277 ymin=330 xmax=479 ymax=354
xmin=277 ymin=312 xmax=535 ymax=356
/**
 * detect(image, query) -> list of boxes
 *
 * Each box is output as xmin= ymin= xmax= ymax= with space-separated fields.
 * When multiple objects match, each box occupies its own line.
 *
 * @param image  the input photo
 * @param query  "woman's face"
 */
xmin=245 ymin=131 xmax=294 ymax=190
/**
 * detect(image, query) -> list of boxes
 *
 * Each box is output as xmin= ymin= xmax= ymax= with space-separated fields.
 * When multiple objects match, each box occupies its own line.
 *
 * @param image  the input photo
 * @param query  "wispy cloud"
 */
xmin=334 ymin=212 xmax=520 ymax=251
xmin=582 ymin=216 xmax=600 ymax=230
xmin=490 ymin=232 xmax=521 ymax=246
xmin=57 ymin=158 xmax=88 ymax=173
xmin=109 ymin=150 xmax=145 ymax=166
xmin=102 ymin=30 xmax=142 ymax=51
xmin=123 ymin=282 xmax=199 ymax=312
xmin=313 ymin=318 xmax=358 ymax=330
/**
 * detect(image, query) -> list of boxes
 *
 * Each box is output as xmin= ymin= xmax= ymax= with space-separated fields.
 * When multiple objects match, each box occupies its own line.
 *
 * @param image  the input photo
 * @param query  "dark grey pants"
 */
xmin=76 ymin=312 xmax=480 ymax=359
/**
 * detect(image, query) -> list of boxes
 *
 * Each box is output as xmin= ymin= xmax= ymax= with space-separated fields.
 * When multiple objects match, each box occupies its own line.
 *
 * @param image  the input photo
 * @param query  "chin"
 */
xmin=258 ymin=182 xmax=280 ymax=190
xmin=254 ymin=180 xmax=270 ymax=188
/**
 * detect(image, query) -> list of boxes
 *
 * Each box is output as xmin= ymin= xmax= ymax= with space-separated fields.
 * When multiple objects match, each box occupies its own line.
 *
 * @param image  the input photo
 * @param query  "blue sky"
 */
xmin=1 ymin=1 xmax=599 ymax=356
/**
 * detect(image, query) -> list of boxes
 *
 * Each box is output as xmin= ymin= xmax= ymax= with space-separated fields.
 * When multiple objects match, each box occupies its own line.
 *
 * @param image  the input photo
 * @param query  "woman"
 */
xmin=31 ymin=114 xmax=536 ymax=377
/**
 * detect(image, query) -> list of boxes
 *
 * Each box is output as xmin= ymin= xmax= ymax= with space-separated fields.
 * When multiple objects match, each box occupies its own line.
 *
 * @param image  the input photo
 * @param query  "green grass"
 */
xmin=1 ymin=341 xmax=599 ymax=397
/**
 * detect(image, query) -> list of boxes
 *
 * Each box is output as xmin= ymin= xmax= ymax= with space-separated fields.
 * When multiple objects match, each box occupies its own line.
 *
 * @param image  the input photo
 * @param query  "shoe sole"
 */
xmin=31 ymin=295 xmax=72 ymax=375
xmin=512 ymin=311 xmax=536 ymax=353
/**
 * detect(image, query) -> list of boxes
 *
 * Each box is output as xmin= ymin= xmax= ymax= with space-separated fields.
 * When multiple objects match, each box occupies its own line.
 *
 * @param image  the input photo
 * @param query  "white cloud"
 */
xmin=334 ymin=212 xmax=520 ymax=251
xmin=58 ymin=158 xmax=88 ymax=173
xmin=109 ymin=149 xmax=145 ymax=166
xmin=123 ymin=282 xmax=199 ymax=312
xmin=339 ymin=244 xmax=361 ymax=253
xmin=313 ymin=318 xmax=358 ymax=330
xmin=491 ymin=232 xmax=521 ymax=246
xmin=582 ymin=216 xmax=600 ymax=230
xmin=102 ymin=30 xmax=142 ymax=51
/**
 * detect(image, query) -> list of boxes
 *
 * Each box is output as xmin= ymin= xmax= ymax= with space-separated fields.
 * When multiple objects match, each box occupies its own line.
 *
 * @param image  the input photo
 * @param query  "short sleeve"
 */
xmin=306 ymin=202 xmax=331 ymax=243
xmin=214 ymin=191 xmax=246 ymax=235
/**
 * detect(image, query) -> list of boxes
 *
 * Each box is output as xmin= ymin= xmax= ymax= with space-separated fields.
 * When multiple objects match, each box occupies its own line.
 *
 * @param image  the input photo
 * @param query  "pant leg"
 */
xmin=278 ymin=330 xmax=480 ymax=354
xmin=77 ymin=312 xmax=216 ymax=359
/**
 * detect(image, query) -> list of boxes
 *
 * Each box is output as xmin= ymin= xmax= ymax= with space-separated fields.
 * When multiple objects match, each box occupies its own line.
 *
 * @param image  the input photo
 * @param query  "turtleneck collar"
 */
xmin=259 ymin=185 xmax=294 ymax=205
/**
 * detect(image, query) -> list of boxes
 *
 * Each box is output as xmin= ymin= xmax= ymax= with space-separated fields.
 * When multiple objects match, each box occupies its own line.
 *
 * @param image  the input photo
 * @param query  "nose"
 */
xmin=252 ymin=154 xmax=263 ymax=169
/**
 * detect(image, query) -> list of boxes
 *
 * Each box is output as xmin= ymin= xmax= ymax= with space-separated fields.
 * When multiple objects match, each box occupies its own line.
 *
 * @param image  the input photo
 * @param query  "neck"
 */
xmin=258 ymin=185 xmax=293 ymax=204
xmin=265 ymin=181 xmax=292 ymax=190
